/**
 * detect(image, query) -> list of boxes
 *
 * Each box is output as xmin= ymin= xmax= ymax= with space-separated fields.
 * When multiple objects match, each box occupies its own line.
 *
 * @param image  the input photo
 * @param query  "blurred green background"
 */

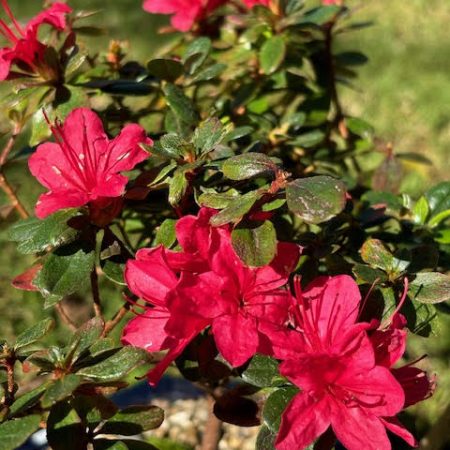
xmin=0 ymin=0 xmax=449 ymax=446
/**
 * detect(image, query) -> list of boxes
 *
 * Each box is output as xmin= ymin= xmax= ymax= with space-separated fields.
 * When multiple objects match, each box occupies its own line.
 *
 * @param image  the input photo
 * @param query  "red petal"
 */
xmin=124 ymin=246 xmax=178 ymax=307
xmin=275 ymin=394 xmax=332 ymax=450
xmin=212 ymin=313 xmax=259 ymax=367
xmin=25 ymin=2 xmax=72 ymax=37
xmin=35 ymin=190 xmax=89 ymax=219
xmin=330 ymin=402 xmax=392 ymax=450
xmin=381 ymin=417 xmax=417 ymax=447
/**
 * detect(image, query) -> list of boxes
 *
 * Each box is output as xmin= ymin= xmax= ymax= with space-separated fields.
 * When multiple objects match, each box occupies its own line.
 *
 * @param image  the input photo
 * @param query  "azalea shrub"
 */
xmin=0 ymin=1 xmax=449 ymax=449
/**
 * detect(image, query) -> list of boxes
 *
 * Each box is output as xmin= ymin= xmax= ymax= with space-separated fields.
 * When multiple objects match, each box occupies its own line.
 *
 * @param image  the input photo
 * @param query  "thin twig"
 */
xmin=55 ymin=302 xmax=78 ymax=331
xmin=0 ymin=126 xmax=29 ymax=219
xmin=5 ymin=357 xmax=16 ymax=406
xmin=90 ymin=269 xmax=104 ymax=322
xmin=102 ymin=303 xmax=130 ymax=337
xmin=200 ymin=393 xmax=223 ymax=450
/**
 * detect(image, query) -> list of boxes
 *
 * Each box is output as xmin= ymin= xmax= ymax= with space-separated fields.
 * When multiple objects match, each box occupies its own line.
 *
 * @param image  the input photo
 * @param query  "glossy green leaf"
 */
xmin=409 ymin=272 xmax=450 ymax=304
xmin=256 ymin=425 xmax=277 ymax=450
xmin=0 ymin=415 xmax=41 ymax=450
xmin=296 ymin=5 xmax=341 ymax=26
xmin=263 ymin=386 xmax=298 ymax=432
xmin=360 ymin=239 xmax=409 ymax=276
xmin=155 ymin=218 xmax=177 ymax=248
xmin=260 ymin=36 xmax=286 ymax=75
xmin=101 ymin=405 xmax=164 ymax=436
xmin=77 ymin=347 xmax=149 ymax=382
xmin=95 ymin=440 xmax=159 ymax=450
xmin=163 ymin=84 xmax=198 ymax=126
xmin=210 ymin=191 xmax=262 ymax=226
xmin=168 ymin=169 xmax=188 ymax=206
xmin=34 ymin=243 xmax=95 ymax=301
xmin=425 ymin=181 xmax=450 ymax=216
xmin=193 ymin=118 xmax=227 ymax=155
xmin=8 ymin=384 xmax=48 ymax=416
xmin=15 ymin=318 xmax=54 ymax=350
xmin=241 ymin=354 xmax=281 ymax=388
xmin=222 ymin=153 xmax=277 ymax=181
xmin=147 ymin=59 xmax=183 ymax=82
xmin=41 ymin=374 xmax=82 ymax=409
xmin=47 ymin=402 xmax=88 ymax=450
xmin=182 ymin=37 xmax=211 ymax=74
xmin=8 ymin=210 xmax=80 ymax=255
xmin=412 ymin=196 xmax=429 ymax=225
xmin=232 ymin=221 xmax=277 ymax=267
xmin=286 ymin=176 xmax=346 ymax=224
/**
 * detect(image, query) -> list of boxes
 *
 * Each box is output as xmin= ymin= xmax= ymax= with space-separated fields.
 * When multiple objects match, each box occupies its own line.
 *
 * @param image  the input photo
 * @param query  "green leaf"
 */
xmin=360 ymin=239 xmax=409 ymax=276
xmin=64 ymin=317 xmax=105 ymax=367
xmin=346 ymin=117 xmax=374 ymax=139
xmin=101 ymin=405 xmax=164 ymax=436
xmin=77 ymin=347 xmax=149 ymax=382
xmin=41 ymin=374 xmax=82 ymax=409
xmin=163 ymin=84 xmax=198 ymax=126
xmin=198 ymin=191 xmax=239 ymax=209
xmin=428 ymin=209 xmax=450 ymax=228
xmin=193 ymin=118 xmax=227 ymax=155
xmin=210 ymin=191 xmax=262 ymax=227
xmin=335 ymin=51 xmax=368 ymax=67
xmin=425 ymin=181 xmax=450 ymax=216
xmin=286 ymin=176 xmax=346 ymax=224
xmin=155 ymin=218 xmax=177 ymax=248
xmin=72 ymin=394 xmax=118 ymax=428
xmin=15 ymin=318 xmax=54 ymax=350
xmin=8 ymin=384 xmax=48 ymax=416
xmin=296 ymin=5 xmax=341 ymax=26
xmin=147 ymin=58 xmax=183 ymax=82
xmin=191 ymin=63 xmax=226 ymax=82
xmin=224 ymin=126 xmax=253 ymax=142
xmin=182 ymin=37 xmax=211 ymax=74
xmin=352 ymin=264 xmax=387 ymax=284
xmin=263 ymin=386 xmax=298 ymax=432
xmin=289 ymin=130 xmax=325 ymax=148
xmin=168 ymin=169 xmax=189 ymax=207
xmin=409 ymin=272 xmax=450 ymax=304
xmin=95 ymin=440 xmax=159 ymax=450
xmin=155 ymin=134 xmax=184 ymax=159
xmin=47 ymin=402 xmax=88 ymax=450
xmin=102 ymin=260 xmax=125 ymax=285
xmin=232 ymin=221 xmax=277 ymax=267
xmin=241 ymin=354 xmax=281 ymax=388
xmin=222 ymin=153 xmax=277 ymax=181
xmin=256 ymin=425 xmax=277 ymax=450
xmin=260 ymin=36 xmax=286 ymax=75
xmin=0 ymin=415 xmax=41 ymax=450
xmin=34 ymin=243 xmax=95 ymax=301
xmin=412 ymin=196 xmax=429 ymax=225
xmin=8 ymin=210 xmax=80 ymax=254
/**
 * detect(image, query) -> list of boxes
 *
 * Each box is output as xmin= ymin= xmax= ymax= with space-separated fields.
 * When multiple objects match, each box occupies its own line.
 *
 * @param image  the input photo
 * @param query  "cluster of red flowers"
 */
xmin=28 ymin=105 xmax=434 ymax=450
xmin=0 ymin=0 xmax=71 ymax=80
xmin=21 ymin=1 xmax=433 ymax=449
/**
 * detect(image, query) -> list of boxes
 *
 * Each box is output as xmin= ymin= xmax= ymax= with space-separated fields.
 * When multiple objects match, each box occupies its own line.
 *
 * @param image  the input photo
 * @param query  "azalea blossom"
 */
xmin=273 ymin=275 xmax=428 ymax=450
xmin=142 ymin=0 xmax=226 ymax=32
xmin=0 ymin=1 xmax=72 ymax=80
xmin=122 ymin=208 xmax=300 ymax=384
xmin=142 ymin=0 xmax=271 ymax=32
xmin=29 ymin=108 xmax=152 ymax=220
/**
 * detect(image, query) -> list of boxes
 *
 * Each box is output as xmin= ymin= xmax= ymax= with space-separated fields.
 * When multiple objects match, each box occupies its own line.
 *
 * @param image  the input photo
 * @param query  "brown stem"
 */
xmin=200 ymin=394 xmax=223 ymax=450
xmin=0 ymin=172 xmax=29 ymax=219
xmin=102 ymin=303 xmax=130 ymax=337
xmin=55 ymin=302 xmax=77 ymax=331
xmin=90 ymin=269 xmax=104 ymax=323
xmin=5 ymin=357 xmax=16 ymax=406
xmin=0 ymin=126 xmax=29 ymax=219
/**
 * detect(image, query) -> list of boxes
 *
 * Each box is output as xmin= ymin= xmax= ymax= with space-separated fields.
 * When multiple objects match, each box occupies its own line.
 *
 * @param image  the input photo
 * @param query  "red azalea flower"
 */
xmin=167 ymin=209 xmax=300 ymax=367
xmin=29 ymin=108 xmax=152 ymax=220
xmin=122 ymin=208 xmax=300 ymax=384
xmin=142 ymin=0 xmax=226 ymax=32
xmin=273 ymin=276 xmax=418 ymax=450
xmin=242 ymin=0 xmax=270 ymax=8
xmin=122 ymin=246 xmax=209 ymax=385
xmin=0 ymin=1 xmax=71 ymax=80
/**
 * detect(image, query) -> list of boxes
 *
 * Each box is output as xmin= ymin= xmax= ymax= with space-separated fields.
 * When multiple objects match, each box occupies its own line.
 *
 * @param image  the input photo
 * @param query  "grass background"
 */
xmin=0 ymin=0 xmax=448 ymax=446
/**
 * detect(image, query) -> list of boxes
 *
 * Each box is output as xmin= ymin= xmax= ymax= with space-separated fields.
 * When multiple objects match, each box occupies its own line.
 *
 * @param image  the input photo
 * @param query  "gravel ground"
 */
xmin=149 ymin=397 xmax=258 ymax=450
